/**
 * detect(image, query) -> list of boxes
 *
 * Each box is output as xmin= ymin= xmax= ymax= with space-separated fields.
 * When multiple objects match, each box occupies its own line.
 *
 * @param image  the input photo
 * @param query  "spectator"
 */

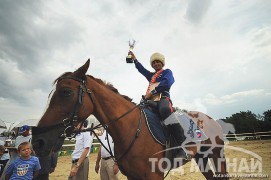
xmin=15 ymin=125 xmax=32 ymax=148
xmin=0 ymin=145 xmax=9 ymax=177
xmin=68 ymin=120 xmax=93 ymax=180
xmin=0 ymin=125 xmax=32 ymax=180
xmin=5 ymin=141 xmax=41 ymax=179
xmin=95 ymin=130 xmax=119 ymax=180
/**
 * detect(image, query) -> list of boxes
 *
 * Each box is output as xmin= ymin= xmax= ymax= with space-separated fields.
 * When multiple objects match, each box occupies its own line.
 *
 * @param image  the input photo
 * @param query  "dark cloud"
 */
xmin=0 ymin=1 xmax=83 ymax=106
xmin=185 ymin=0 xmax=212 ymax=24
xmin=0 ymin=0 xmax=270 ymax=123
xmin=0 ymin=0 xmax=83 ymax=70
xmin=0 ymin=1 xmax=44 ymax=69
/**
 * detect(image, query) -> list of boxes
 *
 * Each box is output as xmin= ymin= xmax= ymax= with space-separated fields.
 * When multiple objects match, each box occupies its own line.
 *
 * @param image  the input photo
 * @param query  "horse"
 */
xmin=32 ymin=60 xmax=229 ymax=180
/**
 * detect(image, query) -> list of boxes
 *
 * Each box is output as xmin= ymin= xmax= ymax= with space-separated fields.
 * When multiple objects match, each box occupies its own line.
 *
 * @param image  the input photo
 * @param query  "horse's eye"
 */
xmin=60 ymin=88 xmax=73 ymax=97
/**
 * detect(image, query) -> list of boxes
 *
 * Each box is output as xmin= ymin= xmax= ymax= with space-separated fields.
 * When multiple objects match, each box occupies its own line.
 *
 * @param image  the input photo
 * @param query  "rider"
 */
xmin=129 ymin=51 xmax=189 ymax=159
xmin=130 ymin=51 xmax=174 ymax=119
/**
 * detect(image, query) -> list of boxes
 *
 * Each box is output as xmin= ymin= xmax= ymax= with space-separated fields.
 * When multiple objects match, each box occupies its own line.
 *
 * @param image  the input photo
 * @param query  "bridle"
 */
xmin=57 ymin=76 xmax=94 ymax=138
xmin=60 ymin=75 xmax=144 ymax=164
xmin=32 ymin=76 xmax=94 ymax=138
xmin=34 ymin=75 xmax=143 ymax=164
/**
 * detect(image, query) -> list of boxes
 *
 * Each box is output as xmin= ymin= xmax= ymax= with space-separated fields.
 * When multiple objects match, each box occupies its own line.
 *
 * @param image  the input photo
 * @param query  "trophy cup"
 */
xmin=126 ymin=39 xmax=136 ymax=63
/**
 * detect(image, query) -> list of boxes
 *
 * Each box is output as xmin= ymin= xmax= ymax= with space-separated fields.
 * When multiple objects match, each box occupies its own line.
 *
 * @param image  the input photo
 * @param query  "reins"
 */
xmin=39 ymin=75 xmax=149 ymax=172
xmin=82 ymin=103 xmax=143 ymax=163
xmin=112 ymin=104 xmax=140 ymax=122
xmin=57 ymin=75 xmax=143 ymax=163
xmin=35 ymin=73 xmax=170 ymax=178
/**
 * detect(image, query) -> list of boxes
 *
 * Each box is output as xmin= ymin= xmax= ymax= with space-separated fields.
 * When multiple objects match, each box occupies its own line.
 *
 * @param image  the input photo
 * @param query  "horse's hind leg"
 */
xmin=194 ymin=153 xmax=215 ymax=179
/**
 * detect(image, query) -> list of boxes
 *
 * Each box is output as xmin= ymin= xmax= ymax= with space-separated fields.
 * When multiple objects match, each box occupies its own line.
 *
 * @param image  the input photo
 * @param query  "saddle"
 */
xmin=142 ymin=100 xmax=207 ymax=143
xmin=142 ymin=101 xmax=207 ymax=163
xmin=141 ymin=100 xmax=180 ymax=146
xmin=142 ymin=107 xmax=167 ymax=146
xmin=142 ymin=105 xmax=183 ymax=166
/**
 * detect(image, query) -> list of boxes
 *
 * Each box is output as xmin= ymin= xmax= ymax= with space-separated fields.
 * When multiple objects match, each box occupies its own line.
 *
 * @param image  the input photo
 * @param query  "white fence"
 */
xmin=224 ymin=131 xmax=271 ymax=140
xmin=59 ymin=131 xmax=271 ymax=150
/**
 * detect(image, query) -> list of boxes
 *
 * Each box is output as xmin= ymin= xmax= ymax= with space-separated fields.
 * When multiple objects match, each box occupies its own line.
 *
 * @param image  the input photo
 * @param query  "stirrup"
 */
xmin=175 ymin=148 xmax=192 ymax=161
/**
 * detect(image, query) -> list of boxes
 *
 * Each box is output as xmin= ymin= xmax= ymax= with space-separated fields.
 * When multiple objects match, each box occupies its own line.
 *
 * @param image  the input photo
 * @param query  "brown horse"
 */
xmin=32 ymin=60 xmax=228 ymax=180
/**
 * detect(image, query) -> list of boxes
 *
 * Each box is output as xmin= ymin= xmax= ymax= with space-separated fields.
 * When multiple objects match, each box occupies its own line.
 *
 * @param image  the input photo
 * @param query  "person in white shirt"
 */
xmin=95 ymin=130 xmax=119 ymax=180
xmin=69 ymin=120 xmax=93 ymax=180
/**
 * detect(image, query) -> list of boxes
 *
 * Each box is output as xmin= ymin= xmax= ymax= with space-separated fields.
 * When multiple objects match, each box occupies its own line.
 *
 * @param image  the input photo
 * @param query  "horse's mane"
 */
xmin=87 ymin=75 xmax=135 ymax=104
xmin=53 ymin=72 xmax=135 ymax=104
xmin=53 ymin=72 xmax=72 ymax=84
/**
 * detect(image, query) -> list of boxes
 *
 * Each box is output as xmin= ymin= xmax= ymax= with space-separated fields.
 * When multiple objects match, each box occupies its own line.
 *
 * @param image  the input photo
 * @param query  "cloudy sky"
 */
xmin=0 ymin=0 xmax=270 ymax=124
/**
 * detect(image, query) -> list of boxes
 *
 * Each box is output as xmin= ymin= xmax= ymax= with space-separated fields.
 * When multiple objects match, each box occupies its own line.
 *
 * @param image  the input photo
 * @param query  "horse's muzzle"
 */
xmin=32 ymin=125 xmax=65 ymax=157
xmin=32 ymin=137 xmax=50 ymax=157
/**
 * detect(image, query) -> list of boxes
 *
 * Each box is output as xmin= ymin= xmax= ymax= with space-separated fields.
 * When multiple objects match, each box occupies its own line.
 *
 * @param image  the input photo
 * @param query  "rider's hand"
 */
xmin=128 ymin=51 xmax=136 ymax=60
xmin=145 ymin=91 xmax=152 ymax=100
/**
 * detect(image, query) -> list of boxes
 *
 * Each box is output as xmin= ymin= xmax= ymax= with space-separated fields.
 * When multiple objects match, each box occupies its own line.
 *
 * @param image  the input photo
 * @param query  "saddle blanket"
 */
xmin=142 ymin=108 xmax=207 ymax=146
xmin=142 ymin=108 xmax=168 ymax=146
xmin=164 ymin=110 xmax=208 ymax=142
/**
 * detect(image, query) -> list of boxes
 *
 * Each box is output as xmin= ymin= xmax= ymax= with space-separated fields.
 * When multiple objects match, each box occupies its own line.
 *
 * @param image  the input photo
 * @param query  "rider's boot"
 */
xmin=167 ymin=123 xmax=192 ymax=160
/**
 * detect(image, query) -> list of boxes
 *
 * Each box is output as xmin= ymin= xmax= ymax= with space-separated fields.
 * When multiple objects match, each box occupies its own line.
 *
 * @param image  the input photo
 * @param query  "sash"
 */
xmin=146 ymin=69 xmax=163 ymax=101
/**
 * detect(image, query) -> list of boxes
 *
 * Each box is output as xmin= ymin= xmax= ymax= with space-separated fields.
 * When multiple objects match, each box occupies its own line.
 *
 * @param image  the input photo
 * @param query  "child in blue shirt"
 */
xmin=5 ymin=141 xmax=41 ymax=180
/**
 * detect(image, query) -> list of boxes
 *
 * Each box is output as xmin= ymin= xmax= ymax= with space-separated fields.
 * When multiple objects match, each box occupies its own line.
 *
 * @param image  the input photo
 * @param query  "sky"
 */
xmin=0 ymin=0 xmax=270 ymax=124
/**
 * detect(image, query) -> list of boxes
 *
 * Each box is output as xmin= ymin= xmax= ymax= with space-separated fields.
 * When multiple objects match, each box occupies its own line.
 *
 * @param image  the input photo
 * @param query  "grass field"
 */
xmin=50 ymin=140 xmax=271 ymax=180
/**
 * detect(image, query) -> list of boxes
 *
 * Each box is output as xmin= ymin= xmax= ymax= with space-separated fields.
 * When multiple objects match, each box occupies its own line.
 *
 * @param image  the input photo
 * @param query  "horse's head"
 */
xmin=32 ymin=59 xmax=94 ymax=157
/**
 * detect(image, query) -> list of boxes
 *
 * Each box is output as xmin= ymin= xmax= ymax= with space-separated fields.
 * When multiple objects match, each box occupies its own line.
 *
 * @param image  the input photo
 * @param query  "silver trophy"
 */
xmin=126 ymin=39 xmax=136 ymax=63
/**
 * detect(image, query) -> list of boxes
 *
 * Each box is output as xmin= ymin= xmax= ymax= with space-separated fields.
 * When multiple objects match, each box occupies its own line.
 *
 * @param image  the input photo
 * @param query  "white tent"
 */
xmin=14 ymin=119 xmax=39 ymax=128
xmin=0 ymin=118 xmax=7 ymax=129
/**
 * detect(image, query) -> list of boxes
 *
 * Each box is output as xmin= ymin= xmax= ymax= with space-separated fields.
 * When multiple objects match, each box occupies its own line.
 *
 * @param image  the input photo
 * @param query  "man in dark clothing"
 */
xmin=129 ymin=51 xmax=189 ymax=159
xmin=130 ymin=51 xmax=174 ymax=119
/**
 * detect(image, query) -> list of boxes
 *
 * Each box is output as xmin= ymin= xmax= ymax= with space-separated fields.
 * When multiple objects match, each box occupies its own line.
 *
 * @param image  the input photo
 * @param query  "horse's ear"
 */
xmin=73 ymin=59 xmax=90 ymax=79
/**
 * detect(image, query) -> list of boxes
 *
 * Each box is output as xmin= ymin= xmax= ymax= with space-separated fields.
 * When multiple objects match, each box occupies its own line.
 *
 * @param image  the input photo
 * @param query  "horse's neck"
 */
xmin=88 ymin=77 xmax=136 ymax=136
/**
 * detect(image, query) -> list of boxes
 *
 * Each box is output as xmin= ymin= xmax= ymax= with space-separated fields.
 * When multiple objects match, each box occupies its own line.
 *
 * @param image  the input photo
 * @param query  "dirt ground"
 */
xmin=50 ymin=140 xmax=271 ymax=180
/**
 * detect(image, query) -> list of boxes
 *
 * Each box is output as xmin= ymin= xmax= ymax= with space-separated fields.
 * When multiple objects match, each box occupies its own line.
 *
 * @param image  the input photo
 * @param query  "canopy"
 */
xmin=0 ymin=119 xmax=7 ymax=129
xmin=14 ymin=119 xmax=39 ymax=128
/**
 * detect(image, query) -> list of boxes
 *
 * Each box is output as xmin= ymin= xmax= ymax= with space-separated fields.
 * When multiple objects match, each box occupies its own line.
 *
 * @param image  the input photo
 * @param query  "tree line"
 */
xmin=222 ymin=109 xmax=271 ymax=134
